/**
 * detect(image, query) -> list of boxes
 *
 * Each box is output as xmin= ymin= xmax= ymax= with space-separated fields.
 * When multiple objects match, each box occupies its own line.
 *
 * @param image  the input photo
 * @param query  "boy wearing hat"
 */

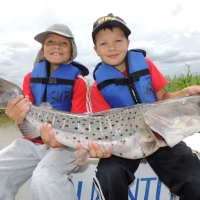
xmin=2 ymin=24 xmax=90 ymax=200
xmin=90 ymin=13 xmax=200 ymax=200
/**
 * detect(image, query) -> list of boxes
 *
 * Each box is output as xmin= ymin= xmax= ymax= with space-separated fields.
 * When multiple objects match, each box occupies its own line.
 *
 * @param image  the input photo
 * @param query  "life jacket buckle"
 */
xmin=129 ymin=74 xmax=140 ymax=82
xmin=48 ymin=77 xmax=57 ymax=84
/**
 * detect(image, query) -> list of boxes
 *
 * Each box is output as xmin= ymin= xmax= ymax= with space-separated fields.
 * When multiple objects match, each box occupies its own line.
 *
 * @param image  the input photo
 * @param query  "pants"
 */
xmin=94 ymin=141 xmax=200 ymax=200
xmin=0 ymin=138 xmax=78 ymax=200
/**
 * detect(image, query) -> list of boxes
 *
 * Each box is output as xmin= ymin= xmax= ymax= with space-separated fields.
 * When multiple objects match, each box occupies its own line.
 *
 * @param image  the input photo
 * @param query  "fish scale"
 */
xmin=1 ymin=77 xmax=200 ymax=165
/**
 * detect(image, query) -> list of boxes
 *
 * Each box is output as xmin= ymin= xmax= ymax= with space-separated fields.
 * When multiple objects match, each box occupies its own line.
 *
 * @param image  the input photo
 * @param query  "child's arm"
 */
xmin=156 ymin=86 xmax=200 ymax=101
xmin=90 ymin=82 xmax=111 ymax=112
xmin=71 ymin=75 xmax=91 ymax=113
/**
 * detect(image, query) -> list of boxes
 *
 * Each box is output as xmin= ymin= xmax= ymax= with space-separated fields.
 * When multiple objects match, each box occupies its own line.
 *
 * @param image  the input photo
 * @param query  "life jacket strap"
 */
xmin=30 ymin=77 xmax=74 ymax=85
xmin=97 ymin=68 xmax=149 ymax=91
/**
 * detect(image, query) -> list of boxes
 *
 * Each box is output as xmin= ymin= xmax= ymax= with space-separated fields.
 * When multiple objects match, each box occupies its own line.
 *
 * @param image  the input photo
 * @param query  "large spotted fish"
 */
xmin=1 ymin=77 xmax=200 ymax=165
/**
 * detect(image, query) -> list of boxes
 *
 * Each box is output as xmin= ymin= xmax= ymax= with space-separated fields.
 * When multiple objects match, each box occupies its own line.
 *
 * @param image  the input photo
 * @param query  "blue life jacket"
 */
xmin=93 ymin=50 xmax=157 ymax=108
xmin=30 ymin=60 xmax=88 ymax=111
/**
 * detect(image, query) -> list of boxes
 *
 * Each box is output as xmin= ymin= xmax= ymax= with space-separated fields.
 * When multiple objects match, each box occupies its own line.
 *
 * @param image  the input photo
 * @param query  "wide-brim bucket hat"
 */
xmin=34 ymin=23 xmax=78 ymax=65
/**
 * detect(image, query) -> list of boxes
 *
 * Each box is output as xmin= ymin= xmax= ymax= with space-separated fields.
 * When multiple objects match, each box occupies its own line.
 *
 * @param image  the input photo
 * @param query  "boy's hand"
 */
xmin=40 ymin=122 xmax=64 ymax=148
xmin=77 ymin=142 xmax=112 ymax=159
xmin=5 ymin=95 xmax=31 ymax=124
xmin=184 ymin=86 xmax=200 ymax=96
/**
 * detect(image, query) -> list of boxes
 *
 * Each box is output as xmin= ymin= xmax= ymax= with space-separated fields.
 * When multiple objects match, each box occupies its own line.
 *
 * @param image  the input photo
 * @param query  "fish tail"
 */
xmin=0 ymin=77 xmax=23 ymax=109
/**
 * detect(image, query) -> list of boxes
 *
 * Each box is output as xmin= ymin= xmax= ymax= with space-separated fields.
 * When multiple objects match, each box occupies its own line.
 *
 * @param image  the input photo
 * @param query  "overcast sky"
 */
xmin=0 ymin=0 xmax=200 ymax=87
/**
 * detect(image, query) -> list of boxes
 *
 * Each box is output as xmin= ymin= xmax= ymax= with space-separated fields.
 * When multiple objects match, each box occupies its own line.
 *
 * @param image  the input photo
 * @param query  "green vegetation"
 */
xmin=0 ymin=109 xmax=5 ymax=115
xmin=164 ymin=64 xmax=200 ymax=92
xmin=0 ymin=65 xmax=199 ymax=115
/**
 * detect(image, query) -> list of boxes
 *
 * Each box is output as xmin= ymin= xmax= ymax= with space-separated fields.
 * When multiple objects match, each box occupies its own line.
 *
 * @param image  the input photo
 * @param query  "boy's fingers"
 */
xmin=104 ymin=148 xmax=112 ymax=158
xmin=77 ymin=143 xmax=83 ymax=150
xmin=48 ymin=129 xmax=64 ymax=148
xmin=5 ymin=96 xmax=31 ymax=124
xmin=5 ymin=95 xmax=24 ymax=113
xmin=88 ymin=142 xmax=107 ymax=158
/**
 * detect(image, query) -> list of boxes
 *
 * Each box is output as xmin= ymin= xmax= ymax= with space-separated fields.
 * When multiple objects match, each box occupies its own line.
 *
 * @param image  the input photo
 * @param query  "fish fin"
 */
xmin=140 ymin=139 xmax=157 ymax=157
xmin=18 ymin=119 xmax=40 ymax=138
xmin=71 ymin=149 xmax=90 ymax=166
xmin=39 ymin=102 xmax=53 ymax=109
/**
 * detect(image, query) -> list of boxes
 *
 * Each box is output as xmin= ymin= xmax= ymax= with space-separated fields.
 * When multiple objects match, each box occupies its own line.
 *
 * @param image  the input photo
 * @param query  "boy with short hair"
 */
xmin=2 ymin=23 xmax=91 ymax=200
xmin=91 ymin=13 xmax=200 ymax=200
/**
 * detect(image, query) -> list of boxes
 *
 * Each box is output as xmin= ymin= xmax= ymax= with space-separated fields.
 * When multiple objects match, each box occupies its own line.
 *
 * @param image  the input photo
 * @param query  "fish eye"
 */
xmin=182 ymin=101 xmax=186 ymax=105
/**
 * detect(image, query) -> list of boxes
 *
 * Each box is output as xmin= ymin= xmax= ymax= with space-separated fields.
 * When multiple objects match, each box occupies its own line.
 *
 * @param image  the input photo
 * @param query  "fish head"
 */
xmin=143 ymin=95 xmax=200 ymax=145
xmin=0 ymin=77 xmax=23 ymax=109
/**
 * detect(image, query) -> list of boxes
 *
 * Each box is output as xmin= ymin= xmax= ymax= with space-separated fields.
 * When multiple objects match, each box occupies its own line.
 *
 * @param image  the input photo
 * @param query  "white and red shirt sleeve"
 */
xmin=71 ymin=74 xmax=91 ymax=114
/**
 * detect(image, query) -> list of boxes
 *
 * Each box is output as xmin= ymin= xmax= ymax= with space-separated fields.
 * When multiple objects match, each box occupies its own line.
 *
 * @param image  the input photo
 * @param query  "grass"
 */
xmin=164 ymin=64 xmax=200 ymax=92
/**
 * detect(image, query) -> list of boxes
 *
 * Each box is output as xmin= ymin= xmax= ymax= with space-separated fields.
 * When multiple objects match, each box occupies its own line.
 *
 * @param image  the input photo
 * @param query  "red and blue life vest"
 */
xmin=93 ymin=50 xmax=157 ymax=108
xmin=30 ymin=60 xmax=88 ymax=112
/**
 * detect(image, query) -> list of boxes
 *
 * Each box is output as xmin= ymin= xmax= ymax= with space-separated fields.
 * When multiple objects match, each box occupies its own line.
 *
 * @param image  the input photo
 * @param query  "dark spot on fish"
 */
xmin=74 ymin=127 xmax=78 ymax=130
xmin=59 ymin=126 xmax=61 ymax=128
xmin=133 ymin=117 xmax=135 ymax=119
xmin=65 ymin=125 xmax=69 ymax=127
xmin=90 ymin=122 xmax=93 ymax=124
xmin=93 ymin=133 xmax=96 ymax=136
xmin=62 ymin=118 xmax=65 ymax=120
xmin=120 ymin=152 xmax=122 ymax=156
xmin=121 ymin=124 xmax=123 ymax=126
xmin=120 ymin=134 xmax=123 ymax=136
xmin=115 ymin=120 xmax=119 ymax=123
xmin=41 ymin=119 xmax=43 ymax=122
xmin=56 ymin=132 xmax=58 ymax=134
xmin=96 ymin=128 xmax=100 ymax=130
xmin=73 ymin=137 xmax=76 ymax=139
xmin=125 ymin=129 xmax=128 ymax=132
xmin=129 ymin=133 xmax=132 ymax=135
xmin=104 ymin=127 xmax=107 ymax=129
xmin=105 ymin=136 xmax=108 ymax=139
xmin=135 ymin=125 xmax=138 ymax=128
xmin=98 ymin=138 xmax=101 ymax=140
xmin=82 ymin=124 xmax=85 ymax=126
xmin=128 ymin=117 xmax=130 ymax=120
xmin=122 ymin=119 xmax=124 ymax=121
xmin=81 ymin=132 xmax=83 ymax=134
xmin=55 ymin=116 xmax=57 ymax=118
xmin=78 ymin=140 xmax=80 ymax=143
xmin=85 ymin=128 xmax=89 ymax=131
xmin=83 ymin=119 xmax=87 ymax=121
xmin=112 ymin=124 xmax=115 ymax=127
xmin=77 ymin=121 xmax=80 ymax=123
xmin=47 ymin=121 xmax=52 ymax=124
xmin=72 ymin=121 xmax=75 ymax=123
xmin=86 ymin=137 xmax=88 ymax=139
xmin=57 ymin=120 xmax=60 ymax=122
